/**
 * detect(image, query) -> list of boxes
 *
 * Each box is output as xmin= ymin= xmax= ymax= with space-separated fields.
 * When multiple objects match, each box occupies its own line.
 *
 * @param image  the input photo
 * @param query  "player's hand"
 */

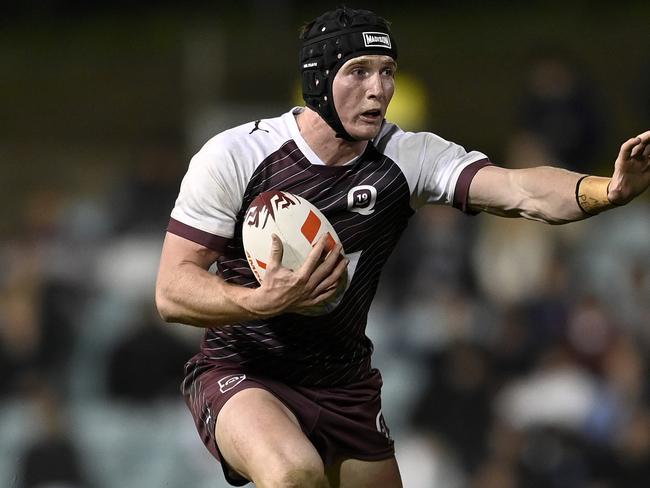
xmin=289 ymin=234 xmax=349 ymax=314
xmin=608 ymin=130 xmax=650 ymax=205
xmin=248 ymin=233 xmax=348 ymax=317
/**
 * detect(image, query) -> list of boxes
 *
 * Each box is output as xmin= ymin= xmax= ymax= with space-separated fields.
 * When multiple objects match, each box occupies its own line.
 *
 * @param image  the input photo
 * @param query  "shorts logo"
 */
xmin=362 ymin=32 xmax=391 ymax=49
xmin=203 ymin=407 xmax=214 ymax=428
xmin=347 ymin=185 xmax=377 ymax=215
xmin=218 ymin=374 xmax=246 ymax=393
xmin=376 ymin=410 xmax=391 ymax=440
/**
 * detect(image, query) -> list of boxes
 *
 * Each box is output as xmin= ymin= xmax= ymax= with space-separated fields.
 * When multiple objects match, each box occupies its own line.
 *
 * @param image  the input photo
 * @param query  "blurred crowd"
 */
xmin=2 ymin=41 xmax=650 ymax=488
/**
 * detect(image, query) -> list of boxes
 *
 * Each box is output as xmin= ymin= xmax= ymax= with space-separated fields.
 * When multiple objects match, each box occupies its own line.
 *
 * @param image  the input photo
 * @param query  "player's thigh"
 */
xmin=215 ymin=387 xmax=324 ymax=484
xmin=328 ymin=456 xmax=402 ymax=488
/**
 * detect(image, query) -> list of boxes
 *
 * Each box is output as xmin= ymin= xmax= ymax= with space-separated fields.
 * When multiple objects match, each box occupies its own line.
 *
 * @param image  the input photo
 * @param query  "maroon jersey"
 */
xmin=169 ymin=107 xmax=490 ymax=386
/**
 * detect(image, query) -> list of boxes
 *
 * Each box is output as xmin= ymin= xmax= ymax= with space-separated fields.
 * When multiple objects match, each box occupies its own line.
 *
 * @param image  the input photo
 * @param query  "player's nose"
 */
xmin=366 ymin=73 xmax=385 ymax=99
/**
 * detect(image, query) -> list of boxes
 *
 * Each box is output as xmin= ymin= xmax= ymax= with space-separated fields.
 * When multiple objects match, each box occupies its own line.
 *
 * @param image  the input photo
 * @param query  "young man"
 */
xmin=155 ymin=7 xmax=650 ymax=488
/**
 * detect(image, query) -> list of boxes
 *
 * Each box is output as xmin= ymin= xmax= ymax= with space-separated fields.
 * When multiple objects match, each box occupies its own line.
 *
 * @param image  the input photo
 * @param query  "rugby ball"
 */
xmin=242 ymin=191 xmax=348 ymax=315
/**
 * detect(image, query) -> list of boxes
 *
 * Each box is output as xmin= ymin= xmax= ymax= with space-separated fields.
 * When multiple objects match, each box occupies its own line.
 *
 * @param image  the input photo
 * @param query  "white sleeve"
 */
xmin=415 ymin=131 xmax=490 ymax=209
xmin=170 ymin=135 xmax=243 ymax=244
xmin=379 ymin=125 xmax=490 ymax=210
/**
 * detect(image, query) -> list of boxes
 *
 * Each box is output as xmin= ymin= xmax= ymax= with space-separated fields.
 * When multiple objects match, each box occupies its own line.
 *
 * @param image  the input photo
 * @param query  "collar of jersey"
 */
xmin=285 ymin=107 xmax=362 ymax=168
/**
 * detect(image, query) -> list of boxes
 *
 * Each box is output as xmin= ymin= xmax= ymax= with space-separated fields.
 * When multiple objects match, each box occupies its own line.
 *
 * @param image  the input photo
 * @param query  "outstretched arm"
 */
xmin=155 ymin=232 xmax=347 ymax=328
xmin=467 ymin=131 xmax=650 ymax=224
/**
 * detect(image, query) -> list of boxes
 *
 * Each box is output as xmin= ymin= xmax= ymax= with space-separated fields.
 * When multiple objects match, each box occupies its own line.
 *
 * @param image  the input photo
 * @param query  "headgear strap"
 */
xmin=300 ymin=7 xmax=398 ymax=141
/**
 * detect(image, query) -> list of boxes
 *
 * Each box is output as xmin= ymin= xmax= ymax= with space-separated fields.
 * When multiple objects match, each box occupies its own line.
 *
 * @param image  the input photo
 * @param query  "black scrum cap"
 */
xmin=300 ymin=7 xmax=398 ymax=141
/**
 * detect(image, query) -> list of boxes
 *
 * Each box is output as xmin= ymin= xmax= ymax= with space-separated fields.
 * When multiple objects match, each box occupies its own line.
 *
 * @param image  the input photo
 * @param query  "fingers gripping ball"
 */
xmin=242 ymin=191 xmax=349 ymax=315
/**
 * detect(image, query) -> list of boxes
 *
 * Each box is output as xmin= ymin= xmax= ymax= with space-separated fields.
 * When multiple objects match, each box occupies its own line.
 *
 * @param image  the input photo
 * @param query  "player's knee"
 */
xmin=259 ymin=457 xmax=327 ymax=488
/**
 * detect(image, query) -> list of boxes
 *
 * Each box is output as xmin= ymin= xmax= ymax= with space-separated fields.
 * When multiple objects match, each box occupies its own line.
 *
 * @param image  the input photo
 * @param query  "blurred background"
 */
xmin=1 ymin=1 xmax=649 ymax=487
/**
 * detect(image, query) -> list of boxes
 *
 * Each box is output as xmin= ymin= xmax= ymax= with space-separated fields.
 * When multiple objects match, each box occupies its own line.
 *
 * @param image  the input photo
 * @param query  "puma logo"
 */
xmin=249 ymin=120 xmax=269 ymax=135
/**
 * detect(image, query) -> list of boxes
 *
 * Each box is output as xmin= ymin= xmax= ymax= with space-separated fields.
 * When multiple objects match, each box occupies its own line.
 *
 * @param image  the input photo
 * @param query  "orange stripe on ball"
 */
xmin=301 ymin=210 xmax=321 ymax=243
xmin=324 ymin=232 xmax=335 ymax=252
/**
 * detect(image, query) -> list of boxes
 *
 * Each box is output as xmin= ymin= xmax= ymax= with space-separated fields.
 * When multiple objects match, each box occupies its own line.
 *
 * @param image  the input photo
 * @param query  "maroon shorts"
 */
xmin=181 ymin=356 xmax=394 ymax=486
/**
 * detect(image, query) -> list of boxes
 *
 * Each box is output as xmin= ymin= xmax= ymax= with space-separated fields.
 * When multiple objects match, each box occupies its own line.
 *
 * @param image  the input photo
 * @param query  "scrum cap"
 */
xmin=300 ymin=7 xmax=398 ymax=141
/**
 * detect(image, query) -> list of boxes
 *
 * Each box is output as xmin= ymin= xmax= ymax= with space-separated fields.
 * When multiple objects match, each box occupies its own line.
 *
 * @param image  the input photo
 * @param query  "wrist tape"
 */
xmin=575 ymin=175 xmax=618 ymax=215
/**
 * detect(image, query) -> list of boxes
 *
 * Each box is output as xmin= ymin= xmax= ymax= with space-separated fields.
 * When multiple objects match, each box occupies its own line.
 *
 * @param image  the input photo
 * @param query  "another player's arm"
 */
xmin=467 ymin=131 xmax=650 ymax=224
xmin=155 ymin=232 xmax=347 ymax=328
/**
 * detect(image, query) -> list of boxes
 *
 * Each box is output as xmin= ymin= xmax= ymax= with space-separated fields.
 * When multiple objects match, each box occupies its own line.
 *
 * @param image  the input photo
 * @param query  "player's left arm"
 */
xmin=467 ymin=130 xmax=650 ymax=224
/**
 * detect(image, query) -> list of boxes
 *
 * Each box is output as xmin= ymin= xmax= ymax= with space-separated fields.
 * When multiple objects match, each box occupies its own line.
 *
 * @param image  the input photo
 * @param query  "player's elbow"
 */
xmin=155 ymin=284 xmax=180 ymax=323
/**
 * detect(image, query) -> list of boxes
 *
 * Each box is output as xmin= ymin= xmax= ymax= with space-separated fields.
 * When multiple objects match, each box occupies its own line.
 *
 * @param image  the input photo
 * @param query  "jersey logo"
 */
xmin=249 ymin=120 xmax=269 ymax=135
xmin=347 ymin=185 xmax=377 ymax=215
xmin=218 ymin=374 xmax=247 ymax=393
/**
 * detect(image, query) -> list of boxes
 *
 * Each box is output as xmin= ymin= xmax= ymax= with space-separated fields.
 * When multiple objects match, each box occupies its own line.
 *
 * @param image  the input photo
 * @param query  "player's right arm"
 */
xmin=155 ymin=232 xmax=347 ymax=328
xmin=467 ymin=131 xmax=650 ymax=223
